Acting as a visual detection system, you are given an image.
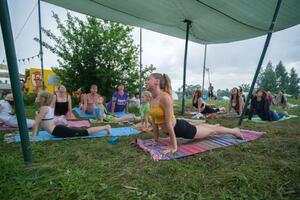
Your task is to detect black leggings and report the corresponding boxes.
[174,119,197,139]
[202,105,219,114]
[52,125,89,138]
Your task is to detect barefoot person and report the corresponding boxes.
[31,91,111,141]
[146,73,242,154]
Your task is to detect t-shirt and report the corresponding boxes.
[107,92,129,112]
[0,100,12,118]
[139,103,150,119]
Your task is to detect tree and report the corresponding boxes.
[275,61,289,90]
[238,83,250,92]
[176,84,202,99]
[34,12,155,98]
[257,61,277,92]
[216,88,230,97]
[287,67,300,98]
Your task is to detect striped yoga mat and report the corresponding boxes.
[136,130,265,160]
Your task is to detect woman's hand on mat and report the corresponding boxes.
[162,148,177,154]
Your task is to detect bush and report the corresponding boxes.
[23,93,37,106]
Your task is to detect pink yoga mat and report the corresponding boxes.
[67,120,90,127]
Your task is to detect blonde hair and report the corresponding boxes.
[142,91,152,101]
[151,73,172,96]
[38,91,53,106]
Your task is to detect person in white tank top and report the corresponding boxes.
[31,92,111,141]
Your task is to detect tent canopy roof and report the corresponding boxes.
[43,0,300,44]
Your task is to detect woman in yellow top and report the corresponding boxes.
[146,73,242,154]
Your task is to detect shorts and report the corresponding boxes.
[202,106,219,114]
[52,125,89,138]
[174,119,197,139]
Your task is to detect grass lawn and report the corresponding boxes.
[0,100,299,199]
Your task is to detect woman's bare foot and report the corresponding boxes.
[105,125,112,135]
[232,128,243,139]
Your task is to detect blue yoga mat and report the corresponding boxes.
[14,127,141,142]
[73,107,129,119]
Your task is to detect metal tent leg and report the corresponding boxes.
[0,0,32,163]
[238,0,283,126]
[181,19,192,115]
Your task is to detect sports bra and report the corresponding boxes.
[43,106,54,120]
[149,92,175,125]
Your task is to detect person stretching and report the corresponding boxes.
[146,73,242,154]
[31,91,111,141]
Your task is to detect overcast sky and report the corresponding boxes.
[1,0,300,91]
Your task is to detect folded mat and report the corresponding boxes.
[136,129,264,160]
[73,107,130,118]
[67,120,90,127]
[10,127,140,142]
[248,115,298,123]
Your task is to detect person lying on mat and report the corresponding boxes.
[51,85,75,119]
[248,89,288,122]
[146,73,242,154]
[106,83,129,115]
[83,84,101,114]
[228,87,244,115]
[0,93,35,128]
[189,90,225,114]
[31,91,111,141]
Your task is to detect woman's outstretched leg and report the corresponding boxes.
[193,124,242,140]
[87,125,112,135]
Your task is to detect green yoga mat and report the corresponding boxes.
[246,115,298,123]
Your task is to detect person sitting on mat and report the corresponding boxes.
[106,83,129,115]
[276,90,288,109]
[146,73,242,154]
[266,91,276,105]
[189,90,225,115]
[228,87,244,115]
[51,85,75,119]
[76,87,86,111]
[83,84,101,114]
[0,93,35,128]
[133,91,152,131]
[248,89,288,122]
[31,91,111,141]
[94,96,108,122]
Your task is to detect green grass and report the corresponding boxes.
[1,100,300,199]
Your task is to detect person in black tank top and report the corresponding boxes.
[51,85,75,118]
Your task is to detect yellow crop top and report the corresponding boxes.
[149,92,175,124]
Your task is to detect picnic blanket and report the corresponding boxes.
[247,115,298,123]
[5,127,141,143]
[136,129,264,160]
[73,107,130,119]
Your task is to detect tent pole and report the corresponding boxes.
[238,0,283,126]
[139,28,142,97]
[0,0,32,163]
[181,19,192,115]
[38,0,45,90]
[202,44,207,94]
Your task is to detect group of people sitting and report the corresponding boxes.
[1,72,296,154]
[189,86,291,122]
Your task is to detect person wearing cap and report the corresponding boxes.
[0,93,35,128]
[106,83,129,114]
